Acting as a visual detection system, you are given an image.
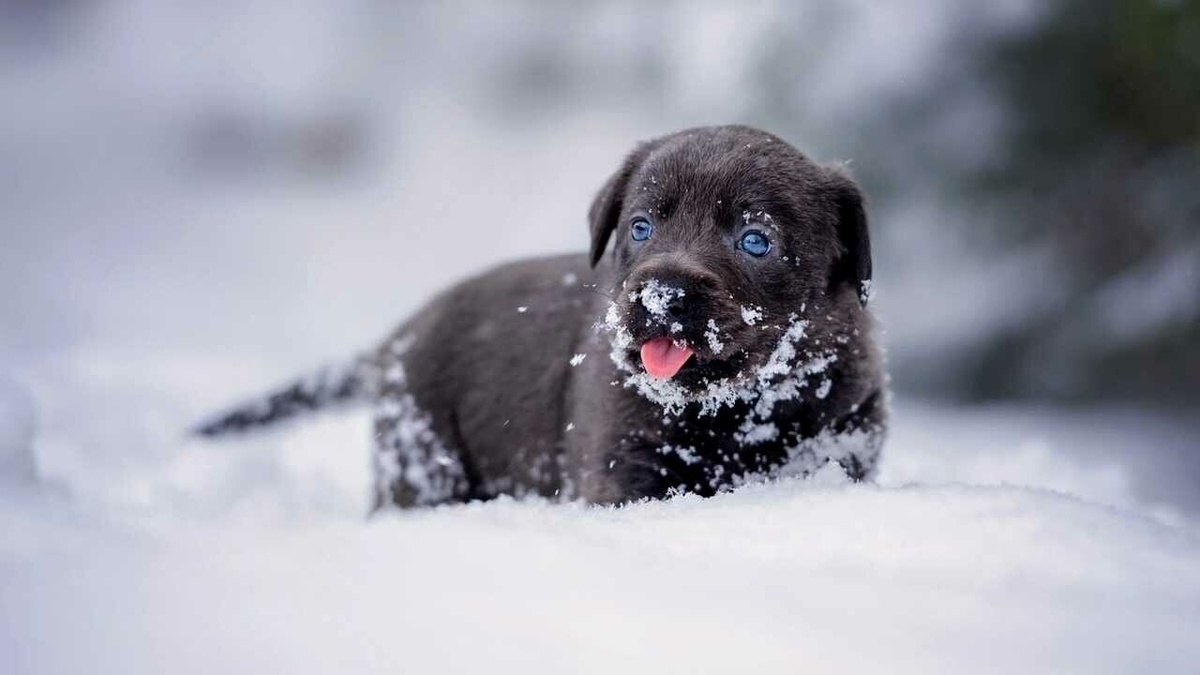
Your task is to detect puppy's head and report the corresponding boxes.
[590,125,872,412]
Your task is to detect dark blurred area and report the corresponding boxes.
[1,0,1196,412]
[885,0,1200,405]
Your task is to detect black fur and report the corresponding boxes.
[196,125,887,510]
[194,357,378,436]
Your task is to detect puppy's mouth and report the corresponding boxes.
[640,337,695,379]
[623,323,751,387]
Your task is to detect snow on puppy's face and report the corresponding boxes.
[588,126,873,410]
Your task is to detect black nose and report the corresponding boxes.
[664,295,686,319]
[630,276,708,325]
[627,256,726,323]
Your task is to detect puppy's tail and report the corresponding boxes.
[192,354,380,437]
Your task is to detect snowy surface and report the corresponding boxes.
[5,479,1199,675]
[3,370,1199,674]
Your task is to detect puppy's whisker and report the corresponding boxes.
[580,285,617,302]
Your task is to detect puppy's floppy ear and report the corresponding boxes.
[588,140,658,267]
[827,166,873,306]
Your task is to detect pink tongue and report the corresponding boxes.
[640,338,695,379]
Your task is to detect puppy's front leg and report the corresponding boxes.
[571,442,684,505]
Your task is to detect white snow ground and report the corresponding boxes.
[2,370,1199,674]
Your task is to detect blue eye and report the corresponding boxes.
[737,230,771,257]
[631,218,654,242]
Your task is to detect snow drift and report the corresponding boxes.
[3,467,1198,675]
[3,366,1198,674]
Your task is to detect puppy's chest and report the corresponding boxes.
[615,404,808,496]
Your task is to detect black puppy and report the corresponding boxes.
[196,125,887,509]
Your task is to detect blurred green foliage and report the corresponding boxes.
[753,1,1200,405]
[964,0,1200,404]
